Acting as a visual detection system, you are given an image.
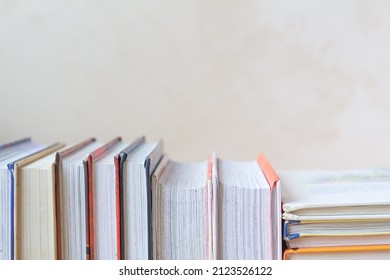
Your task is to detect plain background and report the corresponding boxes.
[1,0,390,170]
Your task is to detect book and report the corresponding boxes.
[115,136,163,260]
[0,138,45,260]
[283,219,390,248]
[13,143,65,259]
[84,137,128,260]
[216,155,281,260]
[54,138,102,260]
[281,168,390,218]
[152,155,213,260]
[281,168,390,258]
[283,244,390,260]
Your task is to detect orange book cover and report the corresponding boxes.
[257,154,279,189]
[257,154,282,260]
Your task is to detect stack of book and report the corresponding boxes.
[0,137,281,260]
[280,169,390,260]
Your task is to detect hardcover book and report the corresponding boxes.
[0,138,45,260]
[54,138,102,260]
[115,136,163,260]
[84,137,128,260]
[12,143,64,259]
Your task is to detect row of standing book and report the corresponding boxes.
[0,137,280,260]
[1,137,390,260]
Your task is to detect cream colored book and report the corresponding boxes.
[13,143,64,260]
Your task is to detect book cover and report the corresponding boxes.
[257,154,282,260]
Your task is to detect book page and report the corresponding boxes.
[280,169,390,214]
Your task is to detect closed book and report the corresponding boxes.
[0,138,45,260]
[54,138,102,260]
[115,136,164,260]
[84,137,128,260]
[13,143,65,259]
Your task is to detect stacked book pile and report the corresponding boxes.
[280,169,390,259]
[0,137,281,260]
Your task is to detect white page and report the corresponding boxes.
[280,168,390,215]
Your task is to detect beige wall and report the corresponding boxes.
[1,0,390,170]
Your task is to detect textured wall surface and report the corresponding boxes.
[1,1,390,170]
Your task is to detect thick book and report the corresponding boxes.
[152,155,213,260]
[216,154,281,260]
[0,138,45,260]
[115,136,164,260]
[12,143,65,259]
[54,138,102,260]
[84,137,128,260]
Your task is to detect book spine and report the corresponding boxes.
[114,155,121,260]
[7,163,15,260]
[88,155,94,260]
[145,158,152,260]
[83,157,93,260]
[54,154,62,260]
